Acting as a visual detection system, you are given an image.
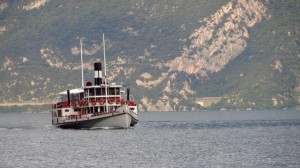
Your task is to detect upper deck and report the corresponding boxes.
[58,83,126,103]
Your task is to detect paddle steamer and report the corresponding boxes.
[51,36,138,129]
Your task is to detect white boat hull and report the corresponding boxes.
[53,111,138,129]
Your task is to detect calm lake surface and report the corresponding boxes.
[0,110,300,168]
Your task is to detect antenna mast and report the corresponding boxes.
[103,34,107,76]
[80,38,84,87]
[103,34,108,113]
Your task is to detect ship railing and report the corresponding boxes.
[76,97,127,107]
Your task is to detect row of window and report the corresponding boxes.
[60,87,122,102]
[86,87,121,96]
[61,93,84,102]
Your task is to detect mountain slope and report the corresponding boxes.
[0,0,299,112]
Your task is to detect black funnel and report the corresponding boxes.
[127,88,130,101]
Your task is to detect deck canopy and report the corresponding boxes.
[59,88,84,95]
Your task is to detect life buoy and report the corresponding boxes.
[116,98,121,104]
[72,101,77,108]
[99,98,104,105]
[62,102,68,108]
[91,99,96,106]
[78,100,82,106]
[108,98,114,104]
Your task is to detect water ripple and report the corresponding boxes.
[142,119,300,130]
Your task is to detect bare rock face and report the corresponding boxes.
[23,0,49,11]
[133,0,272,111]
[0,2,8,12]
[167,0,270,77]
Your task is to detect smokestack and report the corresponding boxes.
[67,90,70,107]
[94,62,102,85]
[127,88,130,101]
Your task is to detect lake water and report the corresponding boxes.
[0,110,300,168]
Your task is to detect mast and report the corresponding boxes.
[103,34,108,113]
[103,34,107,76]
[80,38,84,87]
